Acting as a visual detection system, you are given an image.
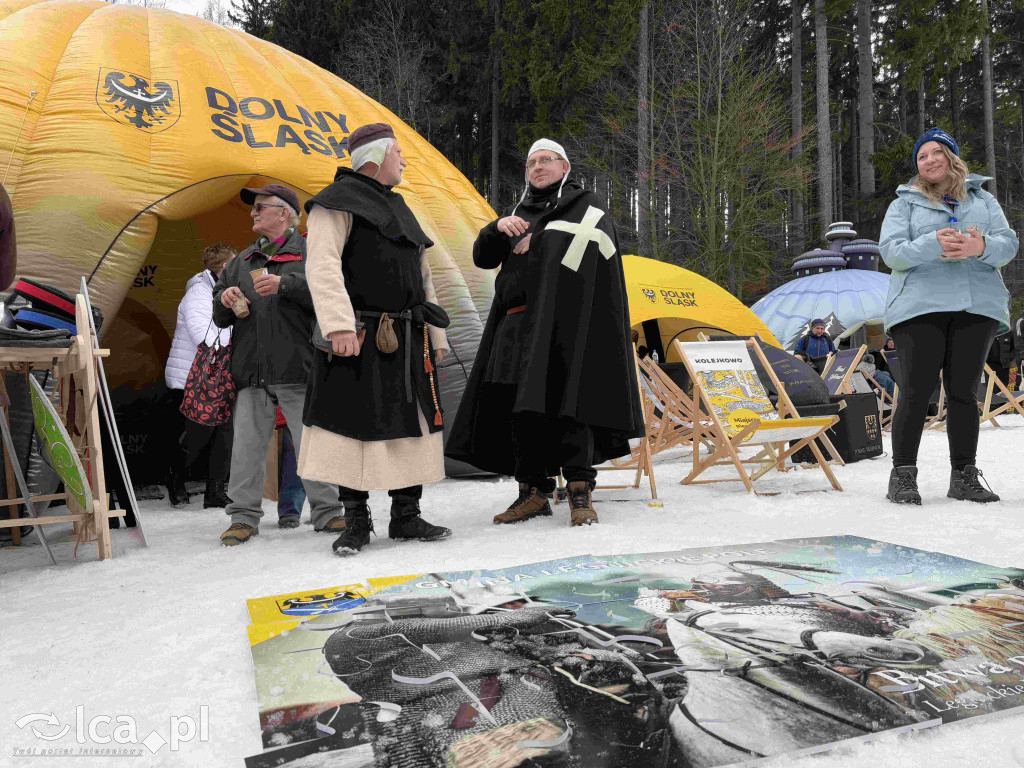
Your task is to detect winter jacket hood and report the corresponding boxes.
[165,270,231,389]
[879,173,1018,334]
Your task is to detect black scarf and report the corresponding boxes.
[305,167,433,248]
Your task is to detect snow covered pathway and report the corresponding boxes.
[2,421,1022,767]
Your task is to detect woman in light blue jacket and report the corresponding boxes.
[879,128,1017,506]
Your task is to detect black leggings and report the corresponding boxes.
[890,311,999,469]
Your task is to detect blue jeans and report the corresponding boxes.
[278,425,306,518]
[874,370,896,398]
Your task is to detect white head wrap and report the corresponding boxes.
[512,138,571,216]
[350,137,394,175]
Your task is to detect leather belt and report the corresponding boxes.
[506,305,526,315]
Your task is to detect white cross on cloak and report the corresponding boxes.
[546,205,616,272]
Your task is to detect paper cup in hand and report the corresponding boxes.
[231,294,250,317]
[250,268,268,281]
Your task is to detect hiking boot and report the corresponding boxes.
[220,522,257,546]
[320,516,347,533]
[278,515,301,529]
[165,468,189,508]
[493,483,553,525]
[948,465,1000,503]
[886,466,922,505]
[567,481,598,526]
[332,502,374,555]
[203,480,232,509]
[389,495,451,541]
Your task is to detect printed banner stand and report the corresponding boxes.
[80,277,147,546]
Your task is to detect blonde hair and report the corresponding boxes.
[203,243,237,275]
[914,143,969,203]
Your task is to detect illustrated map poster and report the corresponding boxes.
[243,537,1024,767]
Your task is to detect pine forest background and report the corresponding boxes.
[213,0,1024,312]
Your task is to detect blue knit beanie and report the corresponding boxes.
[913,128,959,169]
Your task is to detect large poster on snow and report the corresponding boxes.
[243,537,1024,767]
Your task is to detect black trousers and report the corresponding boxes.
[890,311,999,469]
[338,485,421,503]
[511,413,597,493]
[168,389,233,483]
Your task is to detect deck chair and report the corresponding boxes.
[672,339,843,494]
[979,364,1024,427]
[821,345,867,396]
[879,349,902,428]
[592,348,660,505]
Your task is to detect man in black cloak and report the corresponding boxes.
[446,139,643,526]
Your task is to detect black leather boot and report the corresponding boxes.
[333,501,374,555]
[388,495,451,541]
[204,479,232,509]
[165,467,190,508]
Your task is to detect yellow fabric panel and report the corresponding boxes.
[623,255,780,358]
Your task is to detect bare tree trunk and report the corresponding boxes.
[950,64,961,140]
[898,63,907,135]
[856,0,874,198]
[637,2,652,256]
[917,78,926,137]
[981,0,997,192]
[791,0,804,257]
[489,3,500,209]
[815,0,833,236]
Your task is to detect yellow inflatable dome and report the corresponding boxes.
[0,0,496,477]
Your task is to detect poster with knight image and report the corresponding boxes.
[243,537,1024,767]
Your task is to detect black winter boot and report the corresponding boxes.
[886,466,922,505]
[388,495,451,542]
[165,468,189,508]
[204,479,232,509]
[948,465,1000,503]
[332,501,374,556]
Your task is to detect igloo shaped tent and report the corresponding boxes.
[0,0,496,479]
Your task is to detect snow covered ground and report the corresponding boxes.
[2,419,1023,767]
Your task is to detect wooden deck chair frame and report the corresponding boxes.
[979,364,1024,427]
[878,349,902,429]
[924,378,947,430]
[672,339,843,494]
[701,334,845,468]
[593,347,661,506]
[821,345,868,396]
[861,371,899,430]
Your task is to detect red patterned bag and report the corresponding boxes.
[180,335,235,426]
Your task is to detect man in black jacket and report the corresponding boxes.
[446,139,643,527]
[212,185,344,546]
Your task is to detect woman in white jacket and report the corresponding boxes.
[164,244,236,508]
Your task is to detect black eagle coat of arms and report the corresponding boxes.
[96,69,180,132]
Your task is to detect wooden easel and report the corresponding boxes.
[0,294,119,562]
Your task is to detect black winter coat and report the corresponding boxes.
[211,229,316,389]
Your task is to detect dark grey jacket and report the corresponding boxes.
[211,229,315,389]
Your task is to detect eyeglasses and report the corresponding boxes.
[252,203,286,213]
[527,156,560,170]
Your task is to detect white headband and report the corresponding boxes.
[350,137,393,172]
[527,138,569,165]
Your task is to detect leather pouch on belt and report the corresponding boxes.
[376,312,399,354]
